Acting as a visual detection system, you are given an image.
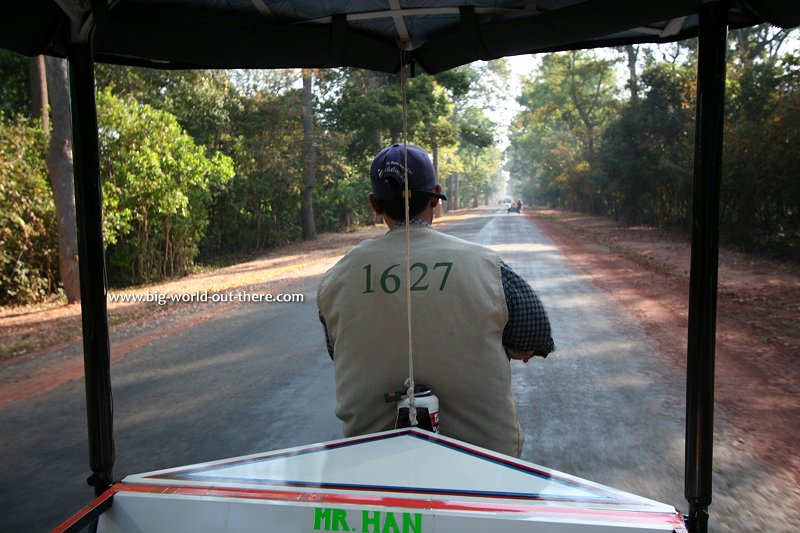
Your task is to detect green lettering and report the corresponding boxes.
[410,263,429,291]
[332,509,349,531]
[365,261,453,294]
[363,264,374,293]
[403,513,422,533]
[314,508,331,531]
[362,510,381,533]
[433,262,453,290]
[382,511,400,533]
[380,264,401,293]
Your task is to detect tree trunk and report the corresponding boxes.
[431,137,444,218]
[300,69,317,241]
[45,56,81,303]
[624,45,639,102]
[28,56,49,131]
[452,172,460,210]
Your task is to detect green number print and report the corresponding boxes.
[362,264,374,293]
[380,264,401,293]
[363,261,453,294]
[433,262,453,290]
[410,263,428,291]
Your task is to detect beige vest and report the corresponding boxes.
[317,225,523,457]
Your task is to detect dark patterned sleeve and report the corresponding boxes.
[319,311,335,360]
[501,261,555,357]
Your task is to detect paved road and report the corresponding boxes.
[0,208,775,531]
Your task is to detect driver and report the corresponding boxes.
[317,144,554,457]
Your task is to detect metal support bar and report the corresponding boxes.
[684,2,727,532]
[68,40,115,497]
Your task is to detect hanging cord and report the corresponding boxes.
[400,42,417,427]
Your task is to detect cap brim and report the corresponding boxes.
[412,190,447,201]
[375,190,447,201]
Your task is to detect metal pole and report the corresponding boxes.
[68,40,115,497]
[685,2,727,532]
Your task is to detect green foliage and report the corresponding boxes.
[508,30,799,259]
[96,89,234,285]
[455,107,501,207]
[722,31,800,258]
[96,66,240,150]
[4,28,797,304]
[96,66,379,265]
[0,114,58,304]
[507,51,618,211]
[322,68,403,161]
[312,132,374,233]
[0,50,28,117]
[405,75,456,146]
[601,63,695,227]
[199,83,305,258]
[323,67,471,160]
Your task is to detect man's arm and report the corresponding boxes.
[500,261,555,362]
[319,311,335,360]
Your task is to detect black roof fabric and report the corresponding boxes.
[1,1,799,73]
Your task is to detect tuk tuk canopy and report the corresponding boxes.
[3,0,800,74]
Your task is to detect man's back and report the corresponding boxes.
[318,224,524,456]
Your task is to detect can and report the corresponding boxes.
[395,385,439,433]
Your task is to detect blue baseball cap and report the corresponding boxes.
[370,144,447,201]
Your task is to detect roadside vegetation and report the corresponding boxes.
[506,26,800,260]
[0,25,797,307]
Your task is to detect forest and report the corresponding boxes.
[0,25,797,306]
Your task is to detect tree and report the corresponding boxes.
[0,49,28,116]
[44,56,80,302]
[323,68,400,161]
[0,114,57,305]
[321,66,467,213]
[96,66,239,151]
[312,130,375,233]
[201,72,306,257]
[507,51,618,212]
[557,51,619,159]
[407,72,460,172]
[722,26,800,257]
[300,69,317,241]
[0,51,80,303]
[28,56,48,130]
[456,107,497,207]
[432,62,510,210]
[618,45,641,102]
[97,89,234,285]
[600,63,695,226]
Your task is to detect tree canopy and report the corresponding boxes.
[506,26,799,258]
[0,25,798,304]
